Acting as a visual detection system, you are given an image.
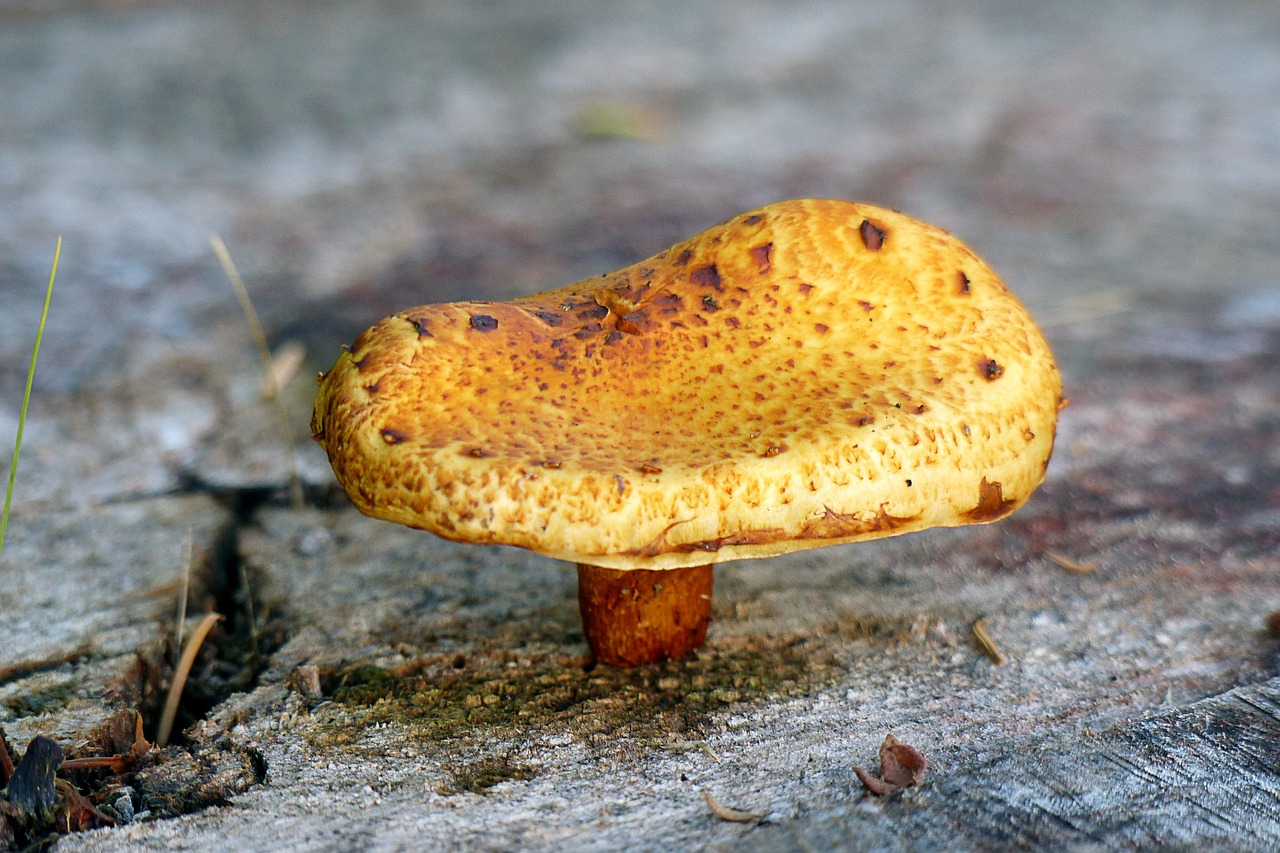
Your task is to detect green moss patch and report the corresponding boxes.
[313,632,838,753]
[5,680,77,717]
[440,754,539,795]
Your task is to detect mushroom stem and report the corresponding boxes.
[576,563,714,667]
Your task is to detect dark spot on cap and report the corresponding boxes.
[858,300,874,313]
[605,330,624,345]
[654,293,683,314]
[749,242,773,273]
[412,317,433,337]
[615,474,627,495]
[798,283,814,295]
[691,264,723,291]
[541,459,562,469]
[761,444,785,458]
[702,294,720,312]
[640,462,663,474]
[958,271,972,294]
[859,219,887,251]
[618,311,645,334]
[579,304,609,321]
[856,416,875,426]
[466,447,493,458]
[381,428,409,445]
[743,213,764,225]
[675,248,693,266]
[470,315,499,332]
[575,323,603,339]
[963,477,1017,522]
[814,323,830,334]
[979,358,1005,380]
[533,310,563,326]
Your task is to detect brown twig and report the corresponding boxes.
[211,235,305,509]
[261,341,306,399]
[971,617,1005,666]
[57,756,123,772]
[238,563,260,653]
[702,790,763,824]
[157,612,223,747]
[1045,550,1099,574]
[175,534,192,667]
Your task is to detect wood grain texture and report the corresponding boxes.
[742,679,1280,851]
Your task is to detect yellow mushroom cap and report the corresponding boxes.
[312,199,1063,569]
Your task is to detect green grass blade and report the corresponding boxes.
[0,236,60,566]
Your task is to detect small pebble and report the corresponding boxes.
[113,787,136,823]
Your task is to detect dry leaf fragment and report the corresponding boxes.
[6,736,62,821]
[878,734,927,787]
[855,734,928,796]
[52,779,115,832]
[702,790,763,823]
[853,766,900,797]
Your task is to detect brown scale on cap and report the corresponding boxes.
[313,199,1063,666]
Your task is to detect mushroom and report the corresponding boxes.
[311,199,1062,667]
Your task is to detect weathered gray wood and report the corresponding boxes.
[0,497,231,747]
[1,1,1278,850]
[741,679,1280,851]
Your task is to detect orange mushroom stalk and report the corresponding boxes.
[312,199,1062,667]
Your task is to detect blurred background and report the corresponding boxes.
[0,0,1278,503]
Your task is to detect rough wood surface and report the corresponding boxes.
[742,679,1280,851]
[0,1,1277,849]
